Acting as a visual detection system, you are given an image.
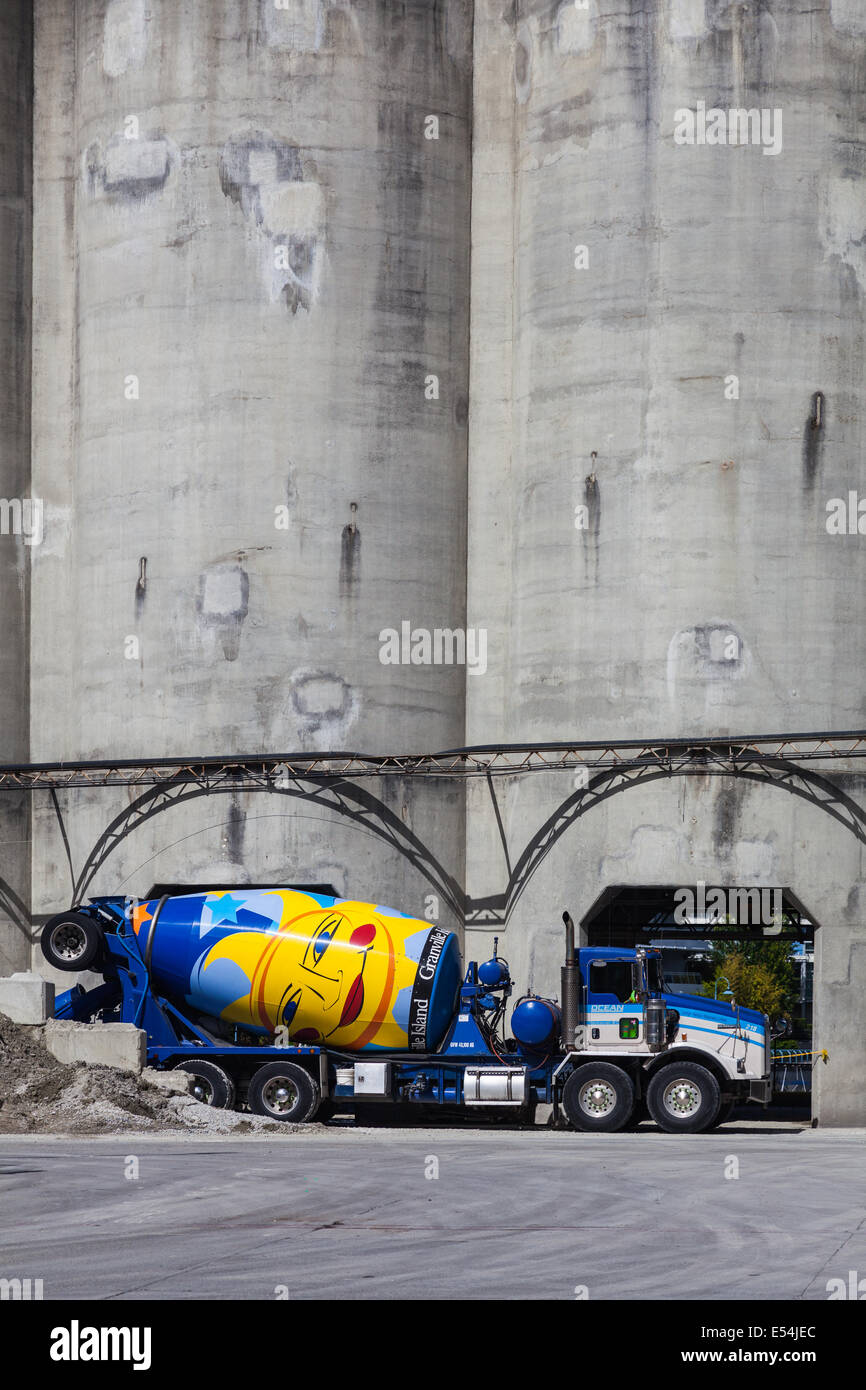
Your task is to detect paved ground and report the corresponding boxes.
[1,1115,864,1301]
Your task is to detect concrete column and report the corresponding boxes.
[813,922,866,1127]
[0,0,32,973]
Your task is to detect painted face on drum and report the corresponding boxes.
[281,916,376,1042]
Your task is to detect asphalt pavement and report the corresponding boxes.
[1,1116,864,1301]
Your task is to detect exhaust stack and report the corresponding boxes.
[560,910,580,1051]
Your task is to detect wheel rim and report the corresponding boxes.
[50,922,88,963]
[190,1075,215,1105]
[662,1077,702,1117]
[262,1077,299,1116]
[578,1078,617,1117]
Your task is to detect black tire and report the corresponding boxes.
[647,1062,721,1134]
[562,1063,636,1132]
[248,1061,319,1122]
[40,912,103,972]
[622,1097,648,1130]
[171,1059,236,1110]
[708,1098,737,1129]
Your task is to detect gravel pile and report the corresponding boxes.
[0,1017,303,1135]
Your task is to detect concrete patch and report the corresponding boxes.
[261,0,324,52]
[830,0,866,36]
[196,562,250,663]
[86,134,174,203]
[668,0,708,43]
[219,129,326,311]
[820,175,866,296]
[556,0,597,56]
[666,622,750,704]
[103,0,148,77]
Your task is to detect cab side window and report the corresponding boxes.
[589,961,634,1004]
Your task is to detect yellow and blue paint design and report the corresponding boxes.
[132,889,461,1053]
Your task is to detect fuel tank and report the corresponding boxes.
[130,889,461,1053]
[510,995,561,1051]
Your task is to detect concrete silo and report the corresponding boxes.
[29,1,472,938]
[466,0,866,1123]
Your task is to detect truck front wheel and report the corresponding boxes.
[647,1063,721,1134]
[248,1062,319,1122]
[562,1063,635,1132]
[171,1060,236,1110]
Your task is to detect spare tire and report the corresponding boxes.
[40,912,104,972]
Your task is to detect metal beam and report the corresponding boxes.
[2,731,865,789]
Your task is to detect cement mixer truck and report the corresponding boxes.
[43,889,772,1133]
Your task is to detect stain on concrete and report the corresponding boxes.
[289,669,359,749]
[196,562,250,662]
[286,466,299,514]
[444,1,473,70]
[666,622,750,702]
[339,503,360,597]
[220,132,304,215]
[134,556,147,619]
[582,468,600,584]
[712,782,742,858]
[802,391,825,492]
[224,799,245,865]
[373,102,426,326]
[514,21,532,104]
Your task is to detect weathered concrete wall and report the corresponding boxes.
[29,0,472,935]
[0,1,32,972]
[468,0,865,742]
[11,0,866,1123]
[466,0,866,1123]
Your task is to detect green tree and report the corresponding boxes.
[702,950,789,1017]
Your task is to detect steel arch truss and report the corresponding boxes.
[465,754,866,926]
[40,743,866,929]
[68,774,466,918]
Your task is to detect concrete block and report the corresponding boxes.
[0,972,55,1025]
[44,1020,146,1073]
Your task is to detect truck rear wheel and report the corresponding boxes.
[562,1063,635,1132]
[647,1063,721,1134]
[40,912,103,972]
[171,1060,236,1110]
[248,1061,319,1122]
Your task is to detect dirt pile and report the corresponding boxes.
[0,1017,300,1135]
